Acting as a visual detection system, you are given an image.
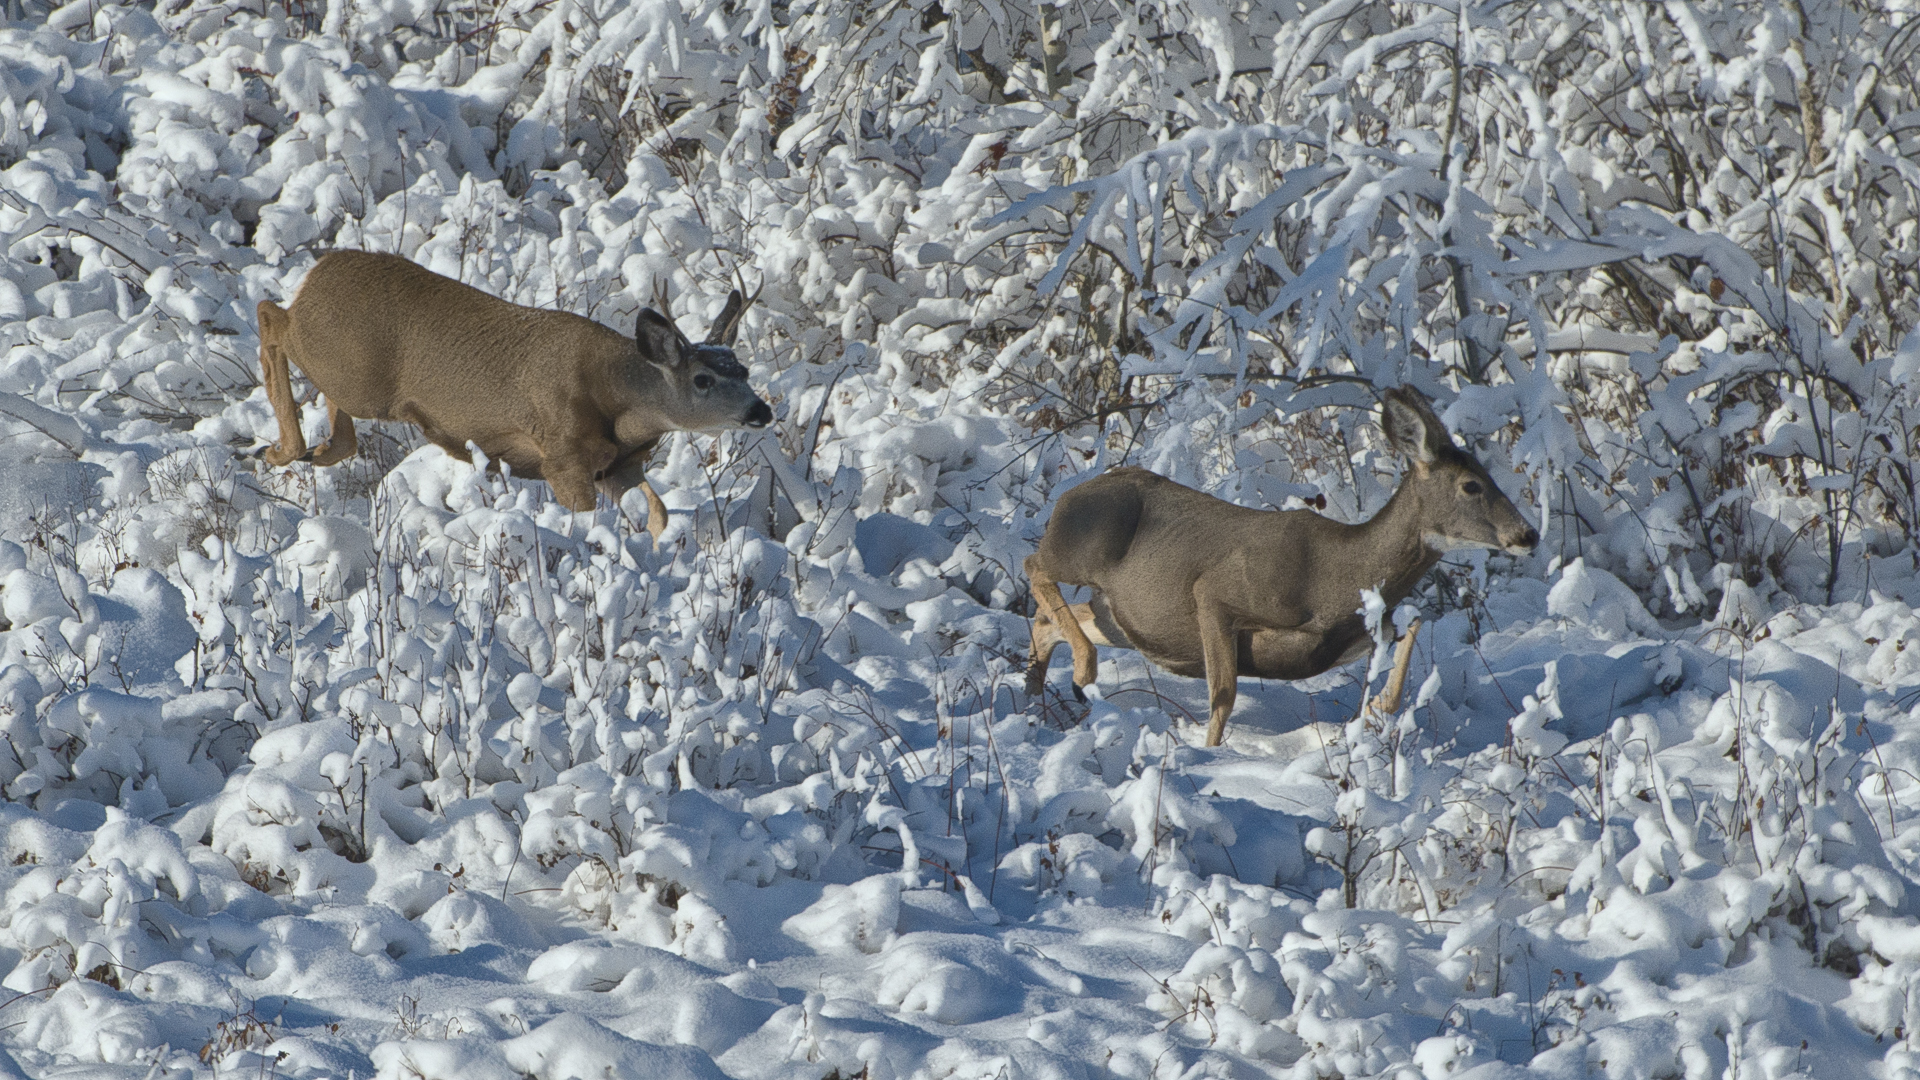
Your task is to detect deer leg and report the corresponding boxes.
[1082,593,1131,649]
[1027,597,1129,696]
[1196,599,1240,747]
[395,402,458,457]
[544,436,617,513]
[597,441,669,534]
[1024,555,1099,691]
[307,400,359,466]
[257,302,307,467]
[1026,601,1064,696]
[1367,618,1423,717]
[548,469,599,513]
[639,481,669,537]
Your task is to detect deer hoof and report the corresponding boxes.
[309,442,352,467]
[1071,682,1088,704]
[1205,713,1229,747]
[1024,663,1048,697]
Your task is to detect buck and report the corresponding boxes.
[256,250,772,534]
[1025,388,1538,747]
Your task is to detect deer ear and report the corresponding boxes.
[707,289,746,347]
[1381,389,1443,464]
[635,309,691,368]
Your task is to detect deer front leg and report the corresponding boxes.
[1196,595,1241,748]
[544,436,617,513]
[597,442,669,535]
[1367,618,1423,717]
[637,482,668,538]
[257,302,308,467]
[1025,555,1098,692]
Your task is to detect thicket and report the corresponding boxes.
[2,1,1920,1072]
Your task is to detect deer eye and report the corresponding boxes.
[693,372,716,391]
[1462,480,1483,495]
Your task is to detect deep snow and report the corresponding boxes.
[2,0,1920,1078]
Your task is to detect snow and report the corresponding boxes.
[782,874,902,956]
[1,0,1919,1077]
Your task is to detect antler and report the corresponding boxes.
[703,284,763,347]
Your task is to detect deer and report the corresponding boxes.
[1024,387,1538,747]
[255,250,772,535]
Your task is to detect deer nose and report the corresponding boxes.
[745,400,773,428]
[1509,526,1539,553]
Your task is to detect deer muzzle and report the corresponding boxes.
[1505,525,1540,555]
[745,400,773,428]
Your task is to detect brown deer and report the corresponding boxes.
[1025,388,1538,747]
[256,251,772,534]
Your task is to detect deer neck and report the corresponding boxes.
[610,359,670,445]
[1338,480,1444,607]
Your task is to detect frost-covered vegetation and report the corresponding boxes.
[3,0,1920,1075]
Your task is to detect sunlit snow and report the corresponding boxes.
[2,1,1919,1078]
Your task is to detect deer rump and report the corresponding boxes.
[1035,467,1374,682]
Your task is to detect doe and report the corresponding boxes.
[256,250,772,533]
[1025,388,1538,746]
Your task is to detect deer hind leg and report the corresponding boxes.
[395,402,475,472]
[1082,592,1131,649]
[1196,597,1240,748]
[307,400,359,466]
[1025,555,1100,694]
[257,301,307,467]
[1026,600,1066,696]
[1026,596,1128,696]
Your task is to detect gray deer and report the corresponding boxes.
[256,250,771,534]
[1025,388,1538,746]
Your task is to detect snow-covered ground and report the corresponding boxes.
[4,0,1920,1077]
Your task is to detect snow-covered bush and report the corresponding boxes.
[3,0,1920,1076]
